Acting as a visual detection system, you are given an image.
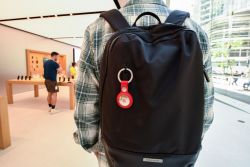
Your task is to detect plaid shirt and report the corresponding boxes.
[74,0,214,153]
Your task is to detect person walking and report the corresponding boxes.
[232,71,239,86]
[44,52,62,113]
[74,0,214,166]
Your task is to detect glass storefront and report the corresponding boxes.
[172,0,250,98]
[170,1,250,166]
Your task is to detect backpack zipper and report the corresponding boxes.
[203,65,210,82]
[107,32,211,84]
[104,30,212,84]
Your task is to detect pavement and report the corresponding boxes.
[196,93,250,167]
[213,76,250,104]
[215,93,250,114]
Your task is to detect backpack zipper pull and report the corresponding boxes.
[203,65,210,82]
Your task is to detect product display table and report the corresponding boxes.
[6,79,75,110]
[0,96,11,149]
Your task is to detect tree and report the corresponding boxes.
[212,40,242,75]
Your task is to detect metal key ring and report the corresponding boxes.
[117,68,133,83]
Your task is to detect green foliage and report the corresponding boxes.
[212,40,242,75]
[212,40,243,58]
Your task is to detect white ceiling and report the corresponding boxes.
[0,0,197,47]
[0,0,115,19]
[2,14,100,47]
[0,0,116,47]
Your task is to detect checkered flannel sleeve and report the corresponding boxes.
[74,26,100,152]
[185,18,215,135]
[201,31,214,135]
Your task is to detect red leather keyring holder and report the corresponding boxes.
[116,68,134,109]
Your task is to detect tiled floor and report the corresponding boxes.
[0,88,250,167]
[0,88,98,167]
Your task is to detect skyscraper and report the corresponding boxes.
[200,0,250,71]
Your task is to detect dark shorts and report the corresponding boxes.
[45,80,59,93]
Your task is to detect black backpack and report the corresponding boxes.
[99,9,208,167]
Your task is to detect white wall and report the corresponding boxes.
[166,0,170,6]
[0,24,75,95]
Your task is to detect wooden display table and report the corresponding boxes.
[6,79,75,110]
[0,96,11,149]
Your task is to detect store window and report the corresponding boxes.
[171,0,250,91]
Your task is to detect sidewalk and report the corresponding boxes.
[196,97,250,167]
[215,93,250,113]
[213,77,250,104]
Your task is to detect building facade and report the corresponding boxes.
[200,0,250,73]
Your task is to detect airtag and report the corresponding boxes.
[116,68,134,109]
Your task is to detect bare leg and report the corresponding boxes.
[51,93,57,106]
[47,92,52,105]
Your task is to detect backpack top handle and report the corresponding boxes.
[133,12,162,27]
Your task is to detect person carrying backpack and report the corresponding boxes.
[74,0,214,166]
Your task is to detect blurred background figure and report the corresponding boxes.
[70,62,77,79]
[44,52,63,112]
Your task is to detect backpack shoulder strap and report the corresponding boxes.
[100,9,130,31]
[165,10,190,25]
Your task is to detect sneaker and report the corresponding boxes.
[50,108,60,114]
[48,107,52,112]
